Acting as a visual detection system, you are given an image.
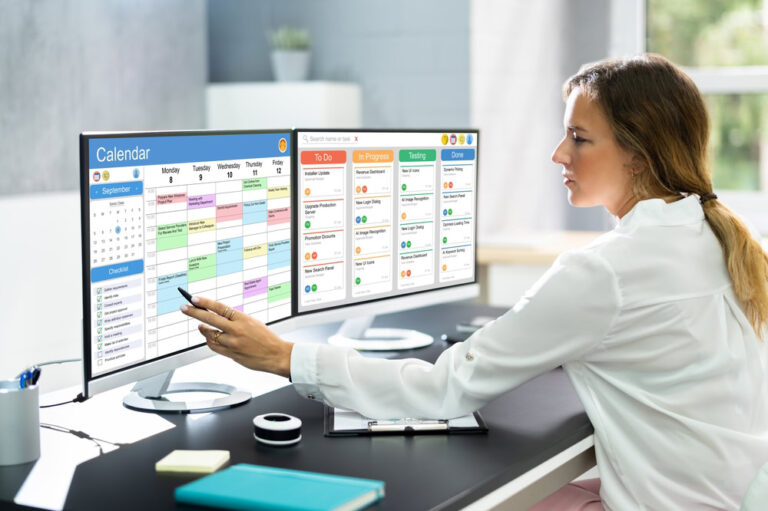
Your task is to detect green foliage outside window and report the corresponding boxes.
[647,0,768,190]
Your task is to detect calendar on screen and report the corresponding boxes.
[84,132,292,376]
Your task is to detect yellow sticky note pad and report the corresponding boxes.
[155,449,230,474]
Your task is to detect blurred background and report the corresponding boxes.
[1,0,767,388]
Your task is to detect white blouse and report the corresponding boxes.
[290,196,768,510]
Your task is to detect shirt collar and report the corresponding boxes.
[617,196,704,230]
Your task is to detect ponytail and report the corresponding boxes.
[703,200,768,338]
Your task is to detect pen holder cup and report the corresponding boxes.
[0,379,40,465]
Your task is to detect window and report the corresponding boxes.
[647,0,768,193]
[613,0,768,233]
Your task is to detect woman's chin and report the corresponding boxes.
[566,192,592,208]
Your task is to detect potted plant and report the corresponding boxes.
[269,27,311,82]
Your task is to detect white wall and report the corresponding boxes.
[0,0,207,197]
[470,0,615,239]
[0,192,83,391]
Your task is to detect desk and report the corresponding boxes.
[476,232,604,307]
[2,302,595,510]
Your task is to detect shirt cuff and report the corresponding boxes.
[289,342,323,402]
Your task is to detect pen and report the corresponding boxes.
[178,287,206,310]
[18,367,41,389]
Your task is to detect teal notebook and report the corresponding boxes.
[174,463,385,511]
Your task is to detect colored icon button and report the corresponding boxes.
[305,285,311,293]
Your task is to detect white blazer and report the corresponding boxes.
[291,196,768,510]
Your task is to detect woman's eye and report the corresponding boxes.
[571,133,587,144]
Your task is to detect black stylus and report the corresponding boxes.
[178,287,207,310]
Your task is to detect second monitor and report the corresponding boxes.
[296,130,478,350]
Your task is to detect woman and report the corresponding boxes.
[181,54,768,509]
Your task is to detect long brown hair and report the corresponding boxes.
[565,53,768,338]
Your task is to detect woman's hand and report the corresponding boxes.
[180,295,293,378]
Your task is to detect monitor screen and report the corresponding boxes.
[81,130,292,385]
[295,130,478,314]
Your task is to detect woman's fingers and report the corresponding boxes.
[190,295,233,319]
[198,324,231,353]
[198,323,228,346]
[205,337,228,357]
[180,295,242,330]
[181,304,230,331]
[181,294,291,376]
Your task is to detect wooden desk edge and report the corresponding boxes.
[478,231,604,266]
[460,434,596,511]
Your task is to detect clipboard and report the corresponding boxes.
[324,406,488,437]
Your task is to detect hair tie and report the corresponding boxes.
[700,193,717,204]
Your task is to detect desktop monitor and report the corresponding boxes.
[80,129,293,412]
[293,129,479,350]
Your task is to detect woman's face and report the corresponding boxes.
[551,87,636,218]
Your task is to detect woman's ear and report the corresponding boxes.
[628,154,646,176]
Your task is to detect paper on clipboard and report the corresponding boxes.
[332,408,481,432]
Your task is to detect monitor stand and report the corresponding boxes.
[327,315,434,351]
[123,370,251,414]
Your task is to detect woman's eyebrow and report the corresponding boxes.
[568,124,589,134]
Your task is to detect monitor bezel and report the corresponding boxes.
[291,128,480,320]
[80,128,481,398]
[80,128,295,397]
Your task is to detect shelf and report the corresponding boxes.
[206,81,362,130]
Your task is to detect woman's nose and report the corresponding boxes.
[551,138,570,166]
